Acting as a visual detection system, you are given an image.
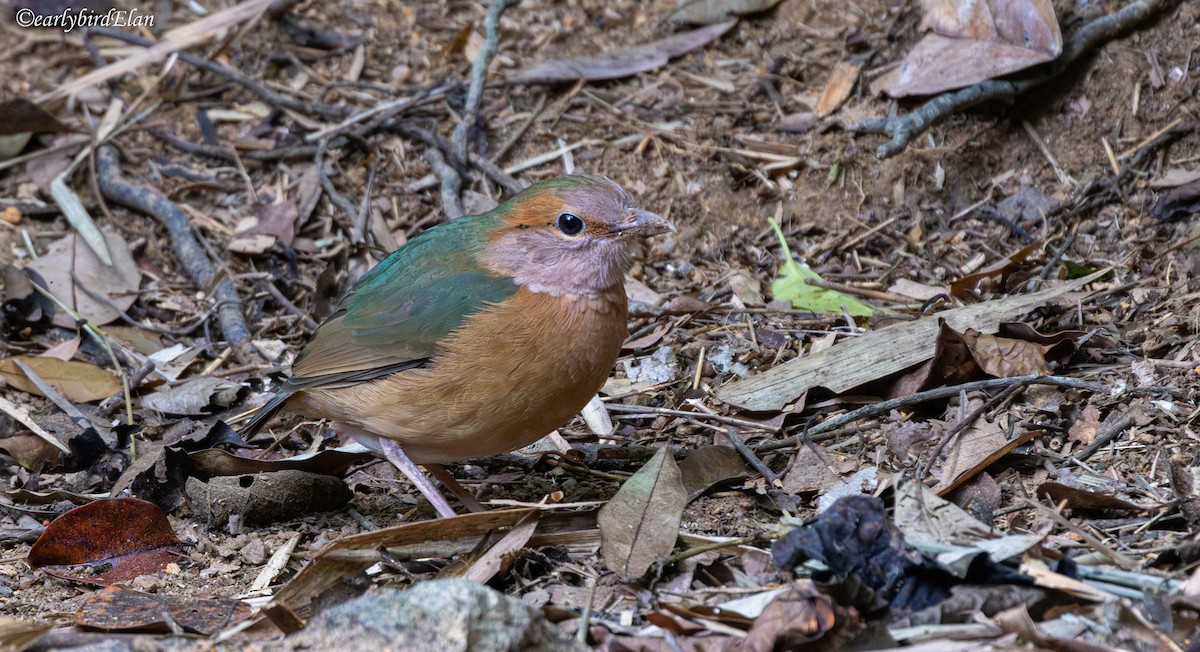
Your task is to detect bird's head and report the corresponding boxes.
[479,175,672,296]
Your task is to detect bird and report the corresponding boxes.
[241,174,671,517]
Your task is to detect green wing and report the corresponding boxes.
[286,214,517,389]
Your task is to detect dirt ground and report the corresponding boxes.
[1,0,1198,649]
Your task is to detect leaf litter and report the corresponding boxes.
[0,0,1196,650]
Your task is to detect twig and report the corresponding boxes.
[95,145,256,361]
[85,26,347,119]
[490,94,546,164]
[762,375,1106,452]
[27,280,134,426]
[724,428,779,488]
[258,280,319,332]
[1019,496,1138,570]
[70,271,208,336]
[314,137,362,236]
[605,403,778,432]
[425,147,464,219]
[1071,411,1137,464]
[12,360,90,430]
[917,384,1022,483]
[453,0,521,166]
[853,0,1180,158]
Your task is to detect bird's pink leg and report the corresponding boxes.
[379,439,457,519]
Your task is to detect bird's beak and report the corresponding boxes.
[611,208,674,237]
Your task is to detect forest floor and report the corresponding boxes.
[1,0,1198,650]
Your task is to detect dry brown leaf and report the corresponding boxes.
[961,330,1052,377]
[598,446,686,579]
[509,21,734,83]
[27,498,183,585]
[873,0,1062,97]
[0,356,121,403]
[949,240,1040,299]
[27,228,140,329]
[815,60,862,117]
[1067,404,1102,445]
[462,511,539,583]
[678,445,749,501]
[68,585,250,634]
[934,420,1039,495]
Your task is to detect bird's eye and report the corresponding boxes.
[556,212,585,236]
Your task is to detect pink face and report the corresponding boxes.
[479,175,671,297]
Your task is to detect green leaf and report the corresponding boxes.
[768,218,873,317]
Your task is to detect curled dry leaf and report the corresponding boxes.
[873,0,1062,97]
[141,376,243,415]
[509,21,735,83]
[598,445,686,579]
[27,498,183,585]
[949,240,1039,300]
[26,228,140,329]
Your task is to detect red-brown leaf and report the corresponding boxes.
[27,498,182,585]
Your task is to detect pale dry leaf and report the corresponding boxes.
[142,377,242,415]
[667,0,782,24]
[717,267,1109,411]
[510,21,735,83]
[873,0,1062,98]
[598,446,686,579]
[27,228,140,329]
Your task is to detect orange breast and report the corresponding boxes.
[290,286,628,463]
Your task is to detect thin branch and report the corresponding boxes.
[453,0,521,165]
[95,145,256,361]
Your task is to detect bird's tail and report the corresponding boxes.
[237,390,294,437]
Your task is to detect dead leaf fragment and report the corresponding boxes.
[0,616,52,652]
[510,21,735,83]
[598,446,686,579]
[815,60,863,117]
[0,98,73,136]
[27,498,183,585]
[0,356,121,403]
[141,377,243,415]
[27,228,141,329]
[678,445,749,501]
[68,585,250,635]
